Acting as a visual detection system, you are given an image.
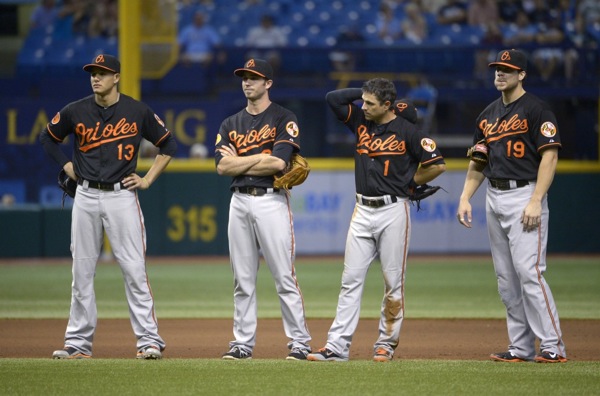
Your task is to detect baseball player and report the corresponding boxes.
[40,54,177,359]
[457,49,567,363]
[215,59,312,360]
[307,78,446,362]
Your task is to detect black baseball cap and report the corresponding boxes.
[234,58,273,80]
[392,99,418,124]
[488,49,527,72]
[83,54,120,73]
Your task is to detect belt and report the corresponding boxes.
[78,179,125,191]
[489,179,530,191]
[233,187,280,196]
[356,194,398,208]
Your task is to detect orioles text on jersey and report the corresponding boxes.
[356,125,406,157]
[76,118,138,152]
[228,124,276,154]
[479,114,528,143]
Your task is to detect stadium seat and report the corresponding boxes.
[407,83,438,132]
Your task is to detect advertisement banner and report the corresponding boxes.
[290,171,490,255]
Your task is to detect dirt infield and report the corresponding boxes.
[1,318,597,360]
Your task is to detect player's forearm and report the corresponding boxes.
[413,163,446,185]
[243,155,286,176]
[531,148,558,202]
[459,162,486,202]
[217,154,266,177]
[143,154,172,185]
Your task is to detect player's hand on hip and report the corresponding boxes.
[521,200,542,232]
[123,173,150,191]
[456,200,473,228]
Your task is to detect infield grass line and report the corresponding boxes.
[0,257,597,319]
[0,358,598,396]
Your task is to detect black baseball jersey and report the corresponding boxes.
[215,102,300,189]
[44,94,173,183]
[327,89,444,197]
[475,92,562,181]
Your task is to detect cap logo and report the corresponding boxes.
[500,51,511,61]
[246,59,256,68]
[95,55,105,64]
[395,102,408,112]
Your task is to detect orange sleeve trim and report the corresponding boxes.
[274,140,300,150]
[46,126,64,143]
[421,156,445,166]
[343,104,352,124]
[155,131,171,146]
[537,142,561,152]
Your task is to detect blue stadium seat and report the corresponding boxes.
[83,36,118,60]
[427,24,483,46]
[43,42,78,75]
[407,84,438,131]
[588,23,600,42]
[16,41,47,76]
[50,15,74,40]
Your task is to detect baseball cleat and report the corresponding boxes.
[534,351,567,363]
[222,346,252,360]
[286,347,310,360]
[373,347,393,362]
[137,345,163,360]
[490,351,527,362]
[52,346,91,359]
[306,347,348,362]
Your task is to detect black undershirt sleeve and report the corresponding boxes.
[157,134,178,157]
[39,130,70,168]
[325,88,362,121]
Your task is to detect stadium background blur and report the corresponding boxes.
[0,0,598,257]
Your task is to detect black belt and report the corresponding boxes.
[489,179,530,191]
[78,179,125,191]
[356,194,398,208]
[233,187,280,196]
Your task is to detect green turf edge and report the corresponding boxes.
[0,359,598,396]
[0,257,598,319]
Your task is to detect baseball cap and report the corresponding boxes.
[392,99,418,124]
[234,58,273,80]
[83,54,120,73]
[488,49,527,72]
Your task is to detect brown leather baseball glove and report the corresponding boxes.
[273,153,310,190]
[467,139,488,165]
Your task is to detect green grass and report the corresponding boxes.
[0,256,598,395]
[0,359,598,396]
[0,256,598,319]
